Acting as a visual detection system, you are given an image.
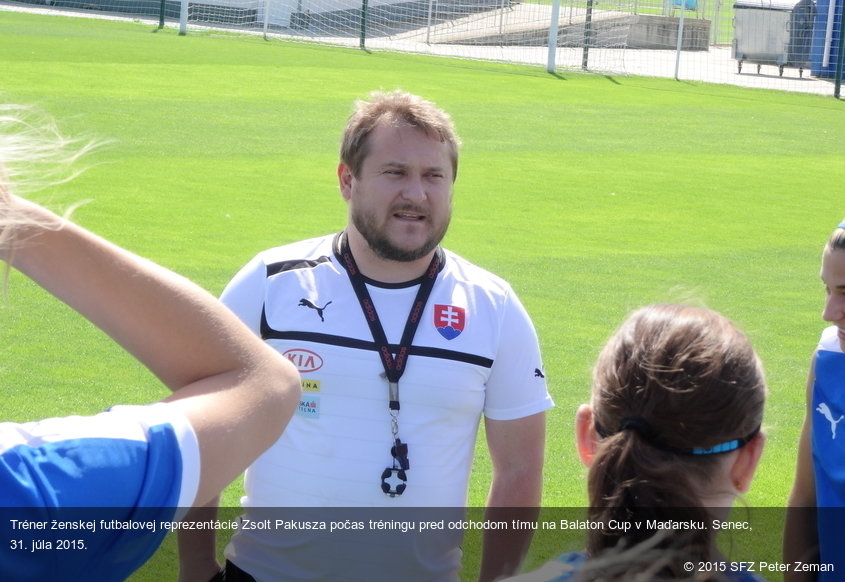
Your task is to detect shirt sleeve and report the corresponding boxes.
[483,287,554,421]
[106,403,201,510]
[819,325,842,352]
[0,402,199,509]
[0,404,200,581]
[220,253,268,334]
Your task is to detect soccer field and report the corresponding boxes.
[2,8,845,579]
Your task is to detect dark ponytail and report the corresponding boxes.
[586,433,718,573]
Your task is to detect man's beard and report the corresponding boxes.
[351,204,450,263]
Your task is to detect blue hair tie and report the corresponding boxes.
[595,417,760,456]
[692,440,743,455]
[838,220,845,229]
[691,426,760,455]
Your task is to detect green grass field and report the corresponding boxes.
[1,8,844,580]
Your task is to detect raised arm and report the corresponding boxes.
[2,194,300,506]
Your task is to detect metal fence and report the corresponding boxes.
[4,0,845,96]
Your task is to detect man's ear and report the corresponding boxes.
[576,404,599,467]
[338,163,354,201]
[729,431,766,493]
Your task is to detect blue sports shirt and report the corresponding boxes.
[0,403,200,581]
[811,326,845,582]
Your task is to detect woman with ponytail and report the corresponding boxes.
[511,303,767,582]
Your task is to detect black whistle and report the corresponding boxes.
[391,439,410,470]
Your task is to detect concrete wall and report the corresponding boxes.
[627,14,710,50]
[449,13,711,50]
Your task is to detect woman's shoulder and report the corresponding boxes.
[819,325,843,353]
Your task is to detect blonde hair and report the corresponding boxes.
[0,104,98,249]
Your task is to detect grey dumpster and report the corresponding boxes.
[733,0,815,77]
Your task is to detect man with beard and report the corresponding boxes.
[179,90,552,582]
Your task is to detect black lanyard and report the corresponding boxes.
[338,231,442,408]
[337,232,443,496]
